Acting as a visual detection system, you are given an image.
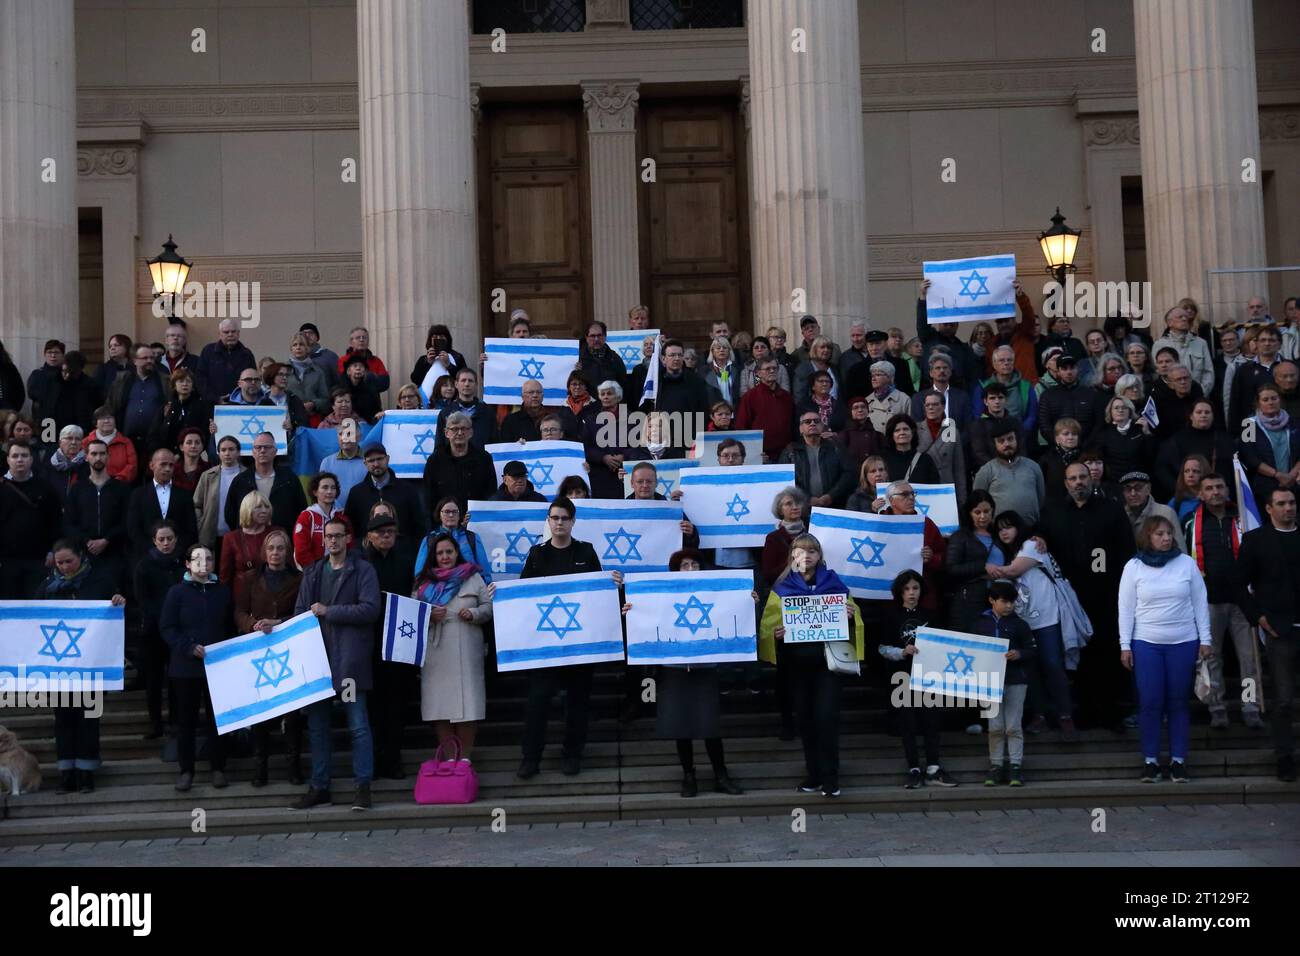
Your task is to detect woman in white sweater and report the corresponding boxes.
[1118,515,1212,783]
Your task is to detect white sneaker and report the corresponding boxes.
[965,723,983,735]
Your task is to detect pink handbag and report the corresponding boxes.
[413,736,479,805]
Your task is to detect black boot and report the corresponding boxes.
[57,770,77,795]
[713,769,744,795]
[251,738,269,788]
[680,771,698,798]
[78,771,95,793]
[286,725,304,786]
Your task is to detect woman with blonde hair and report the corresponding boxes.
[286,331,331,418]
[219,490,275,594]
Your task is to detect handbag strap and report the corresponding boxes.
[433,735,463,764]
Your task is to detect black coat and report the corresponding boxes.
[577,343,627,394]
[223,466,307,538]
[409,350,469,389]
[1088,424,1152,484]
[133,546,186,637]
[160,577,234,679]
[126,481,198,559]
[108,369,170,437]
[0,354,26,411]
[1037,381,1105,446]
[421,443,498,519]
[0,474,63,561]
[64,475,131,559]
[25,364,63,423]
[197,341,257,402]
[778,441,855,506]
[1149,378,1204,444]
[50,373,105,435]
[945,529,993,631]
[147,394,215,454]
[880,445,941,485]
[1040,495,1135,637]
[650,368,710,427]
[1153,426,1236,502]
[344,471,428,545]
[363,538,418,598]
[1235,523,1300,634]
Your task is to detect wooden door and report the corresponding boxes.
[640,100,748,349]
[478,106,589,340]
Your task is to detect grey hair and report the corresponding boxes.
[597,379,624,401]
[927,351,952,368]
[1114,373,1145,401]
[444,411,472,430]
[1105,395,1138,424]
[992,344,1016,359]
[849,319,868,333]
[59,424,84,441]
[771,485,809,519]
[710,336,733,362]
[869,361,895,380]
[1098,351,1125,370]
[884,479,913,501]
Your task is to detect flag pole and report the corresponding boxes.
[1233,454,1266,716]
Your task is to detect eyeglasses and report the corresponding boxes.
[253,445,275,452]
[323,533,347,540]
[890,491,917,499]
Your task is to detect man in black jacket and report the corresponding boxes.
[362,512,419,780]
[1234,485,1300,781]
[0,440,63,598]
[345,442,427,546]
[224,432,307,535]
[109,345,170,465]
[197,319,257,402]
[1039,461,1135,732]
[421,411,497,518]
[25,339,66,425]
[648,340,709,453]
[63,438,132,589]
[51,352,104,435]
[1036,355,1104,449]
[779,413,854,508]
[577,321,627,394]
[126,448,198,561]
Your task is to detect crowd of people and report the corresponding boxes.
[2,284,1298,807]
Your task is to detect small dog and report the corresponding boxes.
[0,726,42,795]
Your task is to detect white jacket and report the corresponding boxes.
[1117,553,1212,651]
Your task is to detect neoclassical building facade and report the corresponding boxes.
[1,0,1297,387]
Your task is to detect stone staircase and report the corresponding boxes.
[2,669,1294,846]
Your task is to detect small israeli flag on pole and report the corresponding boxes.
[381,592,431,666]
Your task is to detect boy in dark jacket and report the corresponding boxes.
[133,520,186,739]
[977,580,1037,786]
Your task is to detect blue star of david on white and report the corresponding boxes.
[251,647,294,689]
[724,493,751,521]
[617,343,641,365]
[527,461,555,489]
[602,526,643,564]
[957,270,991,302]
[38,621,85,662]
[238,415,265,441]
[518,357,546,379]
[505,527,541,559]
[536,595,582,639]
[673,594,714,635]
[397,620,417,642]
[410,428,438,458]
[943,649,977,676]
[848,535,888,570]
[917,502,931,516]
[656,478,673,496]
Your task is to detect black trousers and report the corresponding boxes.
[368,659,413,772]
[140,629,172,727]
[174,677,225,774]
[676,738,725,773]
[522,665,594,762]
[54,707,101,770]
[251,709,305,757]
[1268,632,1297,760]
[787,654,842,783]
[893,688,942,770]
[1075,628,1126,728]
[0,559,46,600]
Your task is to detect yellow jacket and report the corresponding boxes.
[758,590,865,666]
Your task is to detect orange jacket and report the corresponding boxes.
[983,292,1041,385]
[83,431,138,484]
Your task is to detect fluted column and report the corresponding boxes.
[0,0,78,381]
[358,0,479,399]
[1135,0,1267,329]
[582,80,641,327]
[747,0,868,344]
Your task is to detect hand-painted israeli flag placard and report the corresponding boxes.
[378,409,441,479]
[381,592,431,666]
[203,611,335,735]
[0,601,125,693]
[693,429,765,464]
[608,329,660,370]
[482,337,580,406]
[679,464,793,548]
[573,498,682,572]
[621,456,699,498]
[492,571,624,672]
[923,254,1017,323]
[486,440,586,498]
[465,500,550,580]
[624,570,757,665]
[809,507,924,599]
[875,483,958,535]
[214,405,289,455]
[910,626,1008,705]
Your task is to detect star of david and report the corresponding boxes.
[957,270,991,302]
[251,647,294,689]
[602,526,643,564]
[673,594,714,635]
[847,535,888,570]
[397,620,417,642]
[238,415,265,441]
[724,493,751,521]
[505,527,541,559]
[410,428,438,458]
[527,461,555,488]
[536,595,582,639]
[37,620,85,662]
[518,357,546,379]
[617,343,641,365]
[656,478,673,496]
[917,502,930,516]
[943,649,977,676]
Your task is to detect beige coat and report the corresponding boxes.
[916,420,968,503]
[418,572,493,722]
[193,464,246,551]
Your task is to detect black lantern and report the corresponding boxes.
[147,234,193,318]
[1038,208,1081,287]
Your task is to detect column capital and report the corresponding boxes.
[584,0,630,30]
[581,80,640,134]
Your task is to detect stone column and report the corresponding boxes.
[0,0,79,382]
[1135,0,1267,329]
[358,0,479,399]
[581,80,641,327]
[746,0,868,344]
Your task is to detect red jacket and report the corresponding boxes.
[83,431,137,484]
[984,291,1041,385]
[293,505,352,570]
[736,383,794,462]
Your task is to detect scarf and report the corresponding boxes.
[41,559,94,595]
[1136,548,1181,568]
[780,519,806,535]
[1116,419,1132,435]
[50,447,85,471]
[925,418,943,440]
[416,562,477,607]
[1190,505,1239,573]
[96,428,117,444]
[1055,445,1080,464]
[1257,408,1291,431]
[774,563,849,599]
[873,383,894,400]
[290,357,314,376]
[813,393,832,426]
[565,395,590,418]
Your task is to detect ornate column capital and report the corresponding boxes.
[581,80,640,134]
[584,0,630,30]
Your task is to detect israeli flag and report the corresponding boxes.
[624,570,757,665]
[641,334,661,404]
[809,507,924,599]
[203,611,335,735]
[0,601,125,693]
[418,355,454,406]
[378,409,441,478]
[693,429,765,465]
[482,337,579,407]
[621,456,699,498]
[381,592,431,666]
[876,483,959,535]
[608,329,660,370]
[574,498,682,572]
[466,499,550,580]
[910,626,1008,705]
[1233,453,1262,533]
[923,254,1017,323]
[1140,396,1160,429]
[486,440,587,498]
[491,571,624,672]
[679,464,794,548]
[214,405,289,455]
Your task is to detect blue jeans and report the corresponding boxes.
[1031,624,1073,720]
[1132,639,1198,763]
[306,694,373,790]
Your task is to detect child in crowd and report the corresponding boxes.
[977,580,1037,786]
